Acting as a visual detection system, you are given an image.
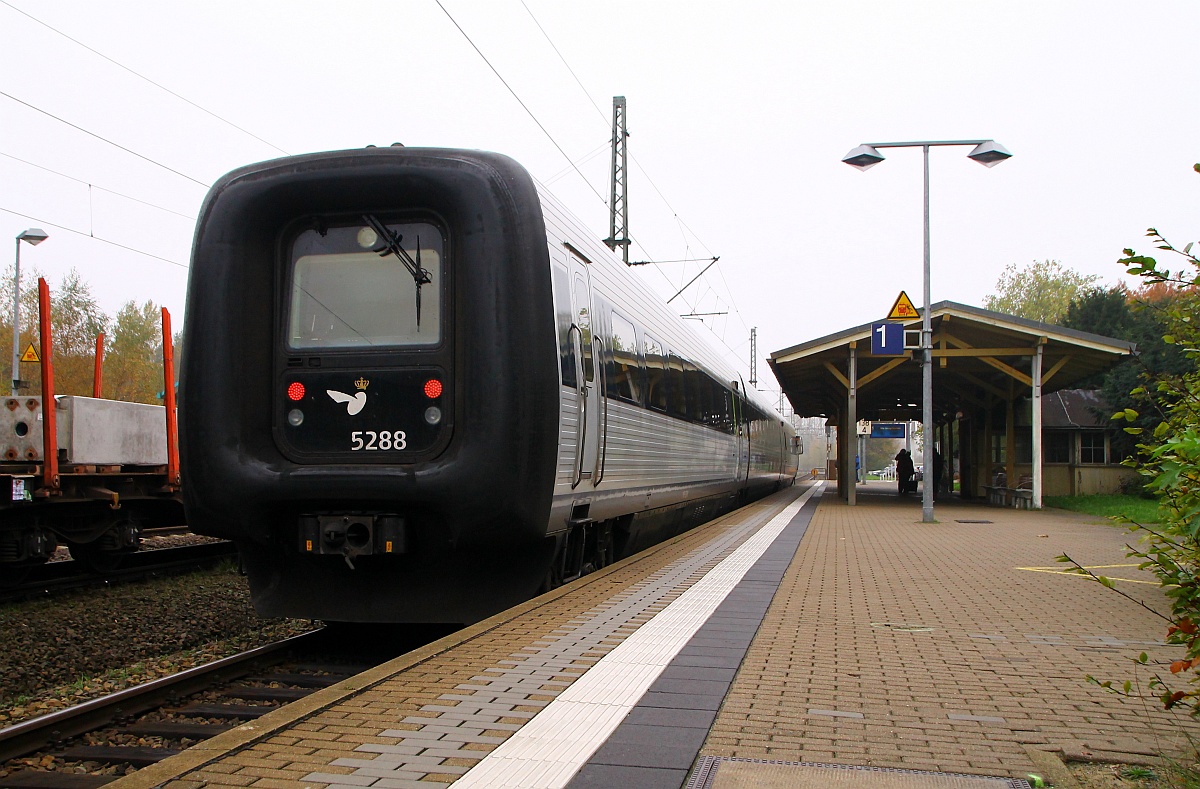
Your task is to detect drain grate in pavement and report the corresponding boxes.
[956,519,994,524]
[686,757,1033,789]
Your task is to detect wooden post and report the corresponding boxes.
[847,344,857,506]
[981,402,993,494]
[1005,381,1016,490]
[1032,342,1044,508]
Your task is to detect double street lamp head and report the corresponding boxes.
[841,140,1012,171]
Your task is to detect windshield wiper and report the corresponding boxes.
[363,214,433,329]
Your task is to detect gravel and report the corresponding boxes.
[0,559,319,726]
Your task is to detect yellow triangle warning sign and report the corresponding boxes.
[19,344,40,363]
[887,291,920,321]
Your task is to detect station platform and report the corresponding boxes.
[113,482,1200,789]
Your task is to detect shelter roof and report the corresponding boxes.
[768,301,1134,420]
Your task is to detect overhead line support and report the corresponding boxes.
[603,96,631,265]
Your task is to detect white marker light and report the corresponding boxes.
[357,226,378,248]
[424,406,442,425]
[288,408,305,426]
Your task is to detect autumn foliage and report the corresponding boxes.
[0,266,174,403]
[1062,171,1200,724]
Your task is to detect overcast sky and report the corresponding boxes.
[1,0,1196,402]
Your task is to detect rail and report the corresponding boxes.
[0,630,325,763]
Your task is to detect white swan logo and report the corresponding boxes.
[327,389,367,416]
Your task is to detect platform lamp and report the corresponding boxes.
[841,140,1011,523]
[12,228,48,395]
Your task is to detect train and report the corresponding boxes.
[180,146,798,624]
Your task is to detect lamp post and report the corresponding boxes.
[12,228,48,395]
[842,140,1011,523]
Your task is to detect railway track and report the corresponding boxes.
[0,625,457,789]
[0,542,240,604]
[0,630,363,789]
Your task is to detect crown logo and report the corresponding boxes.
[354,377,370,390]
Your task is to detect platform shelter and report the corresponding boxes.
[768,301,1135,508]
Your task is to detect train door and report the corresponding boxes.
[733,379,750,484]
[569,256,602,488]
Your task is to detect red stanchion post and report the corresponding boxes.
[93,332,105,399]
[161,308,180,488]
[38,278,58,493]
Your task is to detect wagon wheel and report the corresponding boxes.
[67,517,141,574]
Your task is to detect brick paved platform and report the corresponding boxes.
[106,482,1200,789]
[702,482,1198,780]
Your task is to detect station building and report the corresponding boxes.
[768,301,1137,507]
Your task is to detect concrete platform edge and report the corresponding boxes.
[111,487,810,789]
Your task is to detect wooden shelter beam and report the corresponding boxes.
[960,371,1008,401]
[930,347,1041,357]
[823,362,850,390]
[857,356,910,389]
[937,331,1034,386]
[1042,355,1070,385]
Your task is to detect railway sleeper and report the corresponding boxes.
[163,703,273,720]
[0,772,116,789]
[119,721,234,740]
[220,685,313,702]
[243,672,346,688]
[55,746,180,768]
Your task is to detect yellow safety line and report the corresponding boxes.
[1016,564,1159,586]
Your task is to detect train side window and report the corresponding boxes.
[552,264,576,388]
[702,381,715,429]
[683,361,704,423]
[644,335,667,412]
[716,386,733,433]
[666,352,688,419]
[607,311,642,404]
[702,373,719,427]
[572,274,594,383]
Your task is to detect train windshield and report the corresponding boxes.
[286,219,443,349]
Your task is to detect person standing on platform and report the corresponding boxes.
[895,449,915,495]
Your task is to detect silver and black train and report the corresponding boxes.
[180,147,798,624]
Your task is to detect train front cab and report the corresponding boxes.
[181,148,562,623]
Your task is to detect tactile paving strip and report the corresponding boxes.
[302,488,809,789]
[459,486,819,788]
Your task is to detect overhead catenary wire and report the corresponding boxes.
[0,206,188,269]
[434,0,608,208]
[517,2,759,371]
[544,140,611,186]
[0,151,196,221]
[0,0,289,157]
[0,89,211,189]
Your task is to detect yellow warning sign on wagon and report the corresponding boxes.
[19,344,39,363]
[887,291,920,320]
